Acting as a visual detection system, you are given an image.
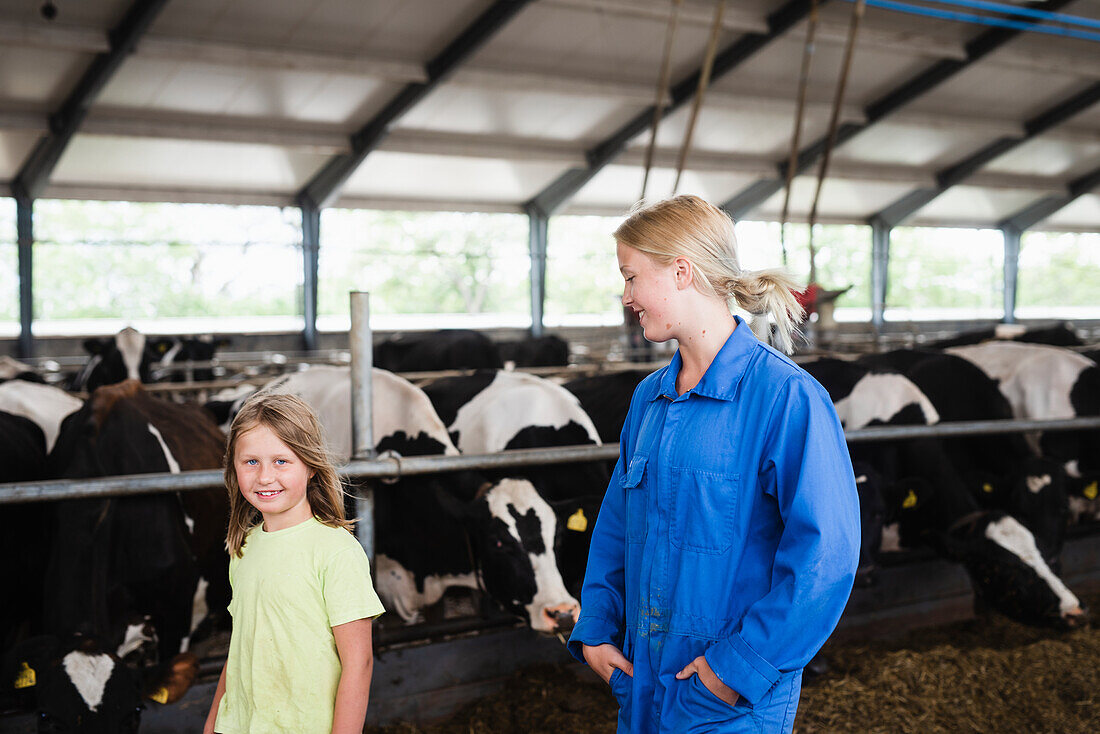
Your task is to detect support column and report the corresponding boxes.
[527,206,548,337]
[1002,225,1021,325]
[16,197,33,359]
[301,204,320,352]
[870,217,890,330]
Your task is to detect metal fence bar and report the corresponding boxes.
[349,292,376,562]
[3,416,1100,505]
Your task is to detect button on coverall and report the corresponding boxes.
[568,320,860,733]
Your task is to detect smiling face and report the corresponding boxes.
[234,423,314,532]
[617,241,683,343]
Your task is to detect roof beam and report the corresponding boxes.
[10,0,170,201]
[871,81,1100,228]
[525,0,822,218]
[544,0,769,34]
[295,0,534,211]
[999,164,1100,233]
[721,0,1076,220]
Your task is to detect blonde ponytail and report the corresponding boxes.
[725,269,805,355]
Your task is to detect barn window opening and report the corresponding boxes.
[1017,231,1100,320]
[0,197,16,335]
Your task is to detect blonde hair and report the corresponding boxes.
[224,393,352,557]
[614,195,805,354]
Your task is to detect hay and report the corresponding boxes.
[367,592,1100,733]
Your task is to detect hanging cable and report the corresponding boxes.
[807,0,865,285]
[779,0,820,268]
[640,0,684,202]
[672,0,726,196]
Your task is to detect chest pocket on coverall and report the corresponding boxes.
[623,455,649,544]
[671,467,740,554]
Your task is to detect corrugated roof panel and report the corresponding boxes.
[0,0,129,26]
[1042,194,1100,232]
[836,122,1007,169]
[100,57,401,124]
[640,104,835,160]
[0,46,94,105]
[753,175,917,222]
[340,151,569,203]
[0,130,43,180]
[915,186,1051,226]
[984,138,1100,180]
[568,163,760,212]
[400,84,633,142]
[51,134,330,191]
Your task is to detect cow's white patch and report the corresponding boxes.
[855,475,867,484]
[374,554,477,625]
[984,516,1080,615]
[449,371,601,453]
[1066,460,1081,479]
[189,577,209,636]
[252,366,458,462]
[147,424,181,474]
[1026,474,1052,494]
[1068,496,1100,524]
[116,327,147,382]
[484,478,578,632]
[0,380,83,453]
[834,373,939,429]
[158,340,183,368]
[117,621,156,660]
[880,523,901,553]
[62,651,114,712]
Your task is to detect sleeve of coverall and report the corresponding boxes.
[704,374,860,704]
[565,399,638,664]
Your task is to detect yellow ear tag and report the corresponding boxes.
[567,508,588,533]
[1085,482,1098,500]
[982,483,993,494]
[902,490,918,509]
[148,687,170,705]
[14,662,35,689]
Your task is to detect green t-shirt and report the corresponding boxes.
[215,516,385,734]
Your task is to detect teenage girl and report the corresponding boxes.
[204,393,385,734]
[568,196,860,733]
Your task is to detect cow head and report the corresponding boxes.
[852,462,885,587]
[437,478,579,635]
[71,328,153,393]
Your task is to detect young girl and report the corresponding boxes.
[204,393,385,734]
[568,196,860,733]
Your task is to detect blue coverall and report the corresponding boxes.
[568,318,860,733]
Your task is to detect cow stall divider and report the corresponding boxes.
[5,416,1100,729]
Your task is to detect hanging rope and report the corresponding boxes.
[672,0,726,195]
[640,0,684,202]
[779,0,820,267]
[807,0,866,284]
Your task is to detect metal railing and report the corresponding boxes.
[3,416,1099,506]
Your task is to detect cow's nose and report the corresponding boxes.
[543,603,579,635]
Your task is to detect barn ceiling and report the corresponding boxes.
[0,0,1098,231]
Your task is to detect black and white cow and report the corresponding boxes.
[237,366,582,634]
[45,380,229,664]
[947,342,1100,488]
[422,370,610,618]
[71,328,229,391]
[373,329,502,373]
[930,322,1083,349]
[803,357,1086,629]
[497,334,570,368]
[562,370,650,445]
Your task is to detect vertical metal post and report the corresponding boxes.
[870,217,890,329]
[1002,225,1021,325]
[349,291,375,560]
[527,207,548,337]
[301,204,321,352]
[16,196,33,359]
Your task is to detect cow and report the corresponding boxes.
[0,355,43,382]
[562,370,650,444]
[498,334,570,368]
[946,342,1100,489]
[44,380,229,668]
[147,335,231,383]
[0,380,83,454]
[802,357,1086,629]
[373,329,502,373]
[233,366,581,634]
[930,322,1083,349]
[421,370,610,612]
[70,328,229,391]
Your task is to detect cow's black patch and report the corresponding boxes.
[508,504,545,555]
[422,370,499,427]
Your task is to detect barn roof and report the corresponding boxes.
[1,0,1098,232]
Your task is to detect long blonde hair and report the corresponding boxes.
[224,393,353,556]
[614,195,805,354]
